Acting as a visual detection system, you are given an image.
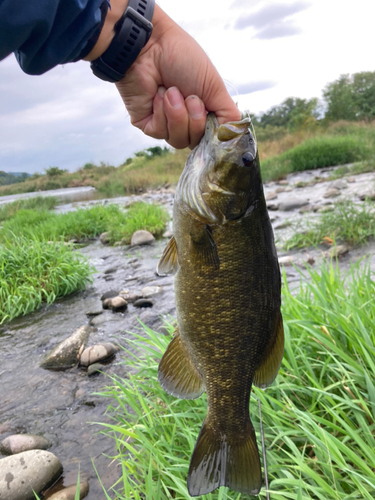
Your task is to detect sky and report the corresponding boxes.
[0,0,374,174]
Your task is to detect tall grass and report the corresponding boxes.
[99,262,375,500]
[0,196,58,221]
[0,237,94,323]
[285,199,375,249]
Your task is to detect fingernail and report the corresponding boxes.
[186,96,204,120]
[158,86,166,98]
[166,87,183,109]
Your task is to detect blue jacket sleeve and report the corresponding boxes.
[0,0,108,75]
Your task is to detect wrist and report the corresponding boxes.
[85,0,130,61]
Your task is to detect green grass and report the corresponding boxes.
[0,202,169,245]
[0,237,94,324]
[285,199,375,249]
[98,262,375,500]
[327,159,375,181]
[261,135,370,181]
[0,196,58,221]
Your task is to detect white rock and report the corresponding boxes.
[142,286,162,298]
[278,255,294,266]
[130,230,155,246]
[0,434,51,455]
[80,343,118,367]
[0,450,62,500]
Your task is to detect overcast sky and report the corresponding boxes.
[0,0,374,174]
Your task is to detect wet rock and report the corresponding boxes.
[359,191,375,201]
[330,179,347,190]
[102,298,112,309]
[85,307,103,317]
[109,296,128,312]
[163,230,173,238]
[80,343,117,367]
[100,290,120,301]
[130,230,155,246]
[278,255,294,266]
[133,298,154,308]
[0,450,62,500]
[278,180,289,185]
[0,434,51,455]
[99,232,111,244]
[47,480,90,500]
[142,286,162,298]
[324,244,350,258]
[119,291,142,303]
[87,363,104,376]
[323,188,340,198]
[265,192,277,200]
[40,326,91,370]
[104,267,117,274]
[278,198,308,211]
[275,187,285,193]
[299,205,312,213]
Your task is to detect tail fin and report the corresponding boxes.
[187,419,261,497]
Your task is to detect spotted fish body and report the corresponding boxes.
[157,114,284,497]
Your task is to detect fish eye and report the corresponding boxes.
[242,152,254,167]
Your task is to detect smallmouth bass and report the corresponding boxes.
[157,113,284,496]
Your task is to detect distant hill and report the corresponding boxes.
[6,172,31,178]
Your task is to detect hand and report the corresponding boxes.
[115,5,241,149]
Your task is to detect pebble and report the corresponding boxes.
[119,291,142,303]
[109,296,128,312]
[40,326,91,370]
[85,307,103,317]
[47,480,90,500]
[278,255,294,266]
[278,198,309,211]
[87,363,104,376]
[0,450,62,500]
[0,434,51,455]
[142,286,162,298]
[80,343,118,367]
[265,192,278,200]
[100,290,120,301]
[323,188,340,198]
[130,230,155,246]
[99,232,110,244]
[104,267,117,274]
[133,298,154,308]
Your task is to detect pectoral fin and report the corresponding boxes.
[156,236,179,275]
[158,333,204,399]
[190,225,220,272]
[253,312,284,389]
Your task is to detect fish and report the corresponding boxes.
[156,113,284,497]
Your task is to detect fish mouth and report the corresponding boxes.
[204,113,251,144]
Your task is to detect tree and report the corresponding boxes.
[257,97,320,130]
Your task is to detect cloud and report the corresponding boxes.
[228,81,277,96]
[234,1,310,39]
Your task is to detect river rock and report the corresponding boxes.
[359,191,375,201]
[119,291,142,303]
[130,230,155,246]
[142,286,162,298]
[109,296,128,312]
[278,255,294,266]
[100,290,120,301]
[323,188,340,198]
[133,298,154,308]
[87,363,103,376]
[0,450,62,500]
[47,480,90,500]
[0,434,51,455]
[80,343,117,367]
[163,230,173,238]
[324,244,350,258]
[347,176,356,183]
[278,198,308,211]
[265,191,277,200]
[40,326,91,370]
[278,180,289,185]
[330,179,347,190]
[275,186,285,193]
[99,232,110,244]
[317,205,335,213]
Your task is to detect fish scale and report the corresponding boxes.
[157,113,284,497]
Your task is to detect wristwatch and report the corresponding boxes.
[91,0,155,83]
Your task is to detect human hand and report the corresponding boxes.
[115,5,241,149]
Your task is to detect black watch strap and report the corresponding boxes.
[91,0,155,83]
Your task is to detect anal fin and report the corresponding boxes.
[253,312,284,389]
[158,333,204,399]
[187,419,261,497]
